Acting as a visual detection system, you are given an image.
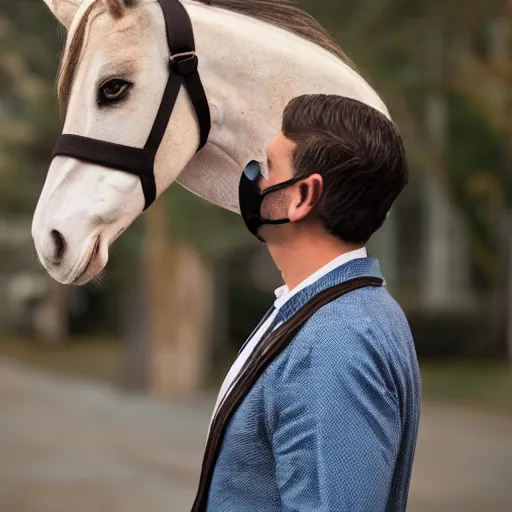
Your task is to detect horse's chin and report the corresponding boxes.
[70,240,108,285]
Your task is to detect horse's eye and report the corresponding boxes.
[98,79,132,105]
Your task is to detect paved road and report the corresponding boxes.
[0,359,511,512]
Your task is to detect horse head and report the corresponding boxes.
[33,0,389,284]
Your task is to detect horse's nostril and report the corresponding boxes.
[50,229,66,263]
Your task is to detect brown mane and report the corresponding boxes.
[58,0,354,115]
[58,0,100,116]
[196,0,353,64]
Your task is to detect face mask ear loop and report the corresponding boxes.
[260,177,300,198]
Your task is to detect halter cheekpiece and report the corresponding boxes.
[52,0,211,210]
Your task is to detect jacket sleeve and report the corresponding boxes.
[263,322,402,512]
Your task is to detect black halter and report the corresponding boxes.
[52,0,211,210]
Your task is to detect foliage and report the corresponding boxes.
[164,185,257,259]
[0,0,62,213]
[301,0,511,287]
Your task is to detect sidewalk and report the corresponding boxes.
[0,358,511,512]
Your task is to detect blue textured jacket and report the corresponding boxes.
[207,258,421,511]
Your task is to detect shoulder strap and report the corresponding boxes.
[191,276,383,511]
[237,305,276,356]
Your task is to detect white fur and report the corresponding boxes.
[32,0,390,284]
[41,0,83,28]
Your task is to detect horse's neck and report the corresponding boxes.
[175,1,388,213]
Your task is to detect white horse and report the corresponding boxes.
[33,0,389,285]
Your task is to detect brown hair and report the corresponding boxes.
[196,0,353,65]
[282,94,408,244]
[57,0,355,115]
[57,0,99,116]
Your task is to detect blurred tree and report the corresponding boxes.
[0,0,63,211]
[300,0,511,352]
[424,0,512,355]
[0,1,70,344]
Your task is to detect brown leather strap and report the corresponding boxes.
[191,276,383,511]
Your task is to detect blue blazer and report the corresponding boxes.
[207,258,421,512]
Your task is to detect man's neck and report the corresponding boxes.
[268,232,364,292]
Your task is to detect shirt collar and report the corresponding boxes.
[273,247,368,310]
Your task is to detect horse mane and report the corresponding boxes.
[196,0,353,66]
[57,0,354,115]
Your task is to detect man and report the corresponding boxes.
[193,95,421,512]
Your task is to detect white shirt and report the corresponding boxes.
[210,247,368,426]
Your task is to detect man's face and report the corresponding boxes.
[259,132,297,222]
[262,132,296,190]
[244,130,323,243]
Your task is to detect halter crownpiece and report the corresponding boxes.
[52,0,211,210]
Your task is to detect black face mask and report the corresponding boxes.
[239,160,300,241]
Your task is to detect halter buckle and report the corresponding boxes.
[169,51,198,76]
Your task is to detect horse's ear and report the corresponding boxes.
[41,0,82,29]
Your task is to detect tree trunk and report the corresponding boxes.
[209,255,230,370]
[507,214,512,366]
[120,265,149,391]
[487,19,512,360]
[422,23,471,311]
[33,280,69,345]
[142,200,214,398]
[422,25,451,310]
[170,244,214,396]
[369,211,398,293]
[144,199,177,398]
[488,212,511,358]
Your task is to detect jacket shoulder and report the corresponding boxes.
[266,286,413,395]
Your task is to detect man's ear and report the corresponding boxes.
[41,0,82,29]
[288,174,324,222]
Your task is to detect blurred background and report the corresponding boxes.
[0,0,511,511]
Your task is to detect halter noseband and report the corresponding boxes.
[52,0,211,210]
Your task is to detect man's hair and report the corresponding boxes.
[282,94,408,244]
